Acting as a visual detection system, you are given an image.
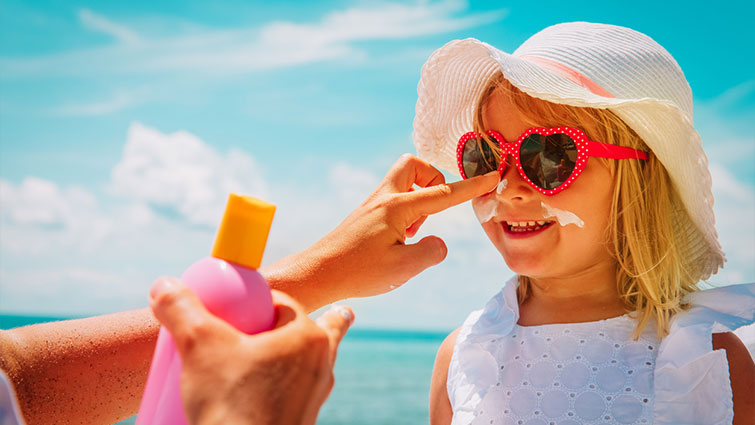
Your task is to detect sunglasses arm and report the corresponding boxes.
[586,140,649,160]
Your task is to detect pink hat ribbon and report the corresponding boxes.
[521,55,614,98]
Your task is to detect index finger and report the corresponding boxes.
[401,171,499,216]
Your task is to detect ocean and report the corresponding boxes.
[1,315,445,425]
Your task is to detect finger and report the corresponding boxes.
[405,215,428,238]
[396,236,448,277]
[149,277,237,356]
[402,171,498,217]
[315,305,355,363]
[383,154,446,193]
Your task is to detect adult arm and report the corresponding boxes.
[0,308,159,425]
[712,332,755,425]
[0,154,497,424]
[429,328,459,425]
[263,154,498,312]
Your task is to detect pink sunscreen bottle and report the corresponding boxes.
[136,194,276,425]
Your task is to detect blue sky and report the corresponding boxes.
[1,0,753,330]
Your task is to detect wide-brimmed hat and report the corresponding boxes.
[413,22,724,280]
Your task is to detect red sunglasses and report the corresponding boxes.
[457,126,649,195]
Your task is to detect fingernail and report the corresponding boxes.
[150,278,177,300]
[331,304,354,325]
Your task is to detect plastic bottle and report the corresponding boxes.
[136,194,276,425]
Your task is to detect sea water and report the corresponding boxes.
[1,315,443,425]
[5,314,755,424]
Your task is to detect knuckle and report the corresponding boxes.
[175,331,198,356]
[308,329,331,351]
[289,322,328,353]
[155,287,181,309]
[191,318,215,340]
[176,317,211,355]
[397,153,417,165]
[368,193,401,214]
[382,193,403,211]
[429,184,453,198]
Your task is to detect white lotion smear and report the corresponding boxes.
[329,304,354,323]
[472,193,500,224]
[541,201,584,228]
[496,178,508,194]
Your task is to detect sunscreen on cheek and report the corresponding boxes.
[541,201,584,228]
[472,193,500,224]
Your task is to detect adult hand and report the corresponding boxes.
[149,277,353,425]
[263,154,499,312]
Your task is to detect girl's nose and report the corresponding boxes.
[498,155,537,202]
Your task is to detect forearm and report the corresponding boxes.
[262,246,341,314]
[0,308,159,425]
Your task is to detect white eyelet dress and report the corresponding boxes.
[447,279,755,425]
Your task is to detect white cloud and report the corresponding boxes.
[54,90,148,116]
[0,1,506,77]
[704,80,755,110]
[78,8,142,45]
[110,122,267,226]
[0,177,111,254]
[696,80,755,175]
[328,162,381,206]
[260,1,505,45]
[0,267,150,314]
[709,163,755,285]
[693,81,755,284]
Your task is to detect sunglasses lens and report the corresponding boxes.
[520,133,577,190]
[462,137,500,178]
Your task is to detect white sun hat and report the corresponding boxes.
[413,22,724,280]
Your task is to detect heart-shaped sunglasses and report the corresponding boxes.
[457,126,649,195]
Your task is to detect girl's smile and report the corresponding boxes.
[501,220,555,236]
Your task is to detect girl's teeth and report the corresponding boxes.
[508,221,552,232]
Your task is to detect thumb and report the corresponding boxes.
[397,235,448,277]
[315,305,355,364]
[149,277,237,356]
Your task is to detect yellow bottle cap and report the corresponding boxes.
[211,194,276,269]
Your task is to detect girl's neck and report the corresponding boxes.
[517,263,627,326]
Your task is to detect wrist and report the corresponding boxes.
[262,248,338,313]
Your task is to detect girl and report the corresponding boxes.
[413,23,755,425]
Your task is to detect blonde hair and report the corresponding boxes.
[474,74,700,339]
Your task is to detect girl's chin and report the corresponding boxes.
[498,251,551,277]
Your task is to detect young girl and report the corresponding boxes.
[413,23,755,425]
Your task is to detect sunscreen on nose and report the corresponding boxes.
[496,178,508,194]
[137,194,276,425]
